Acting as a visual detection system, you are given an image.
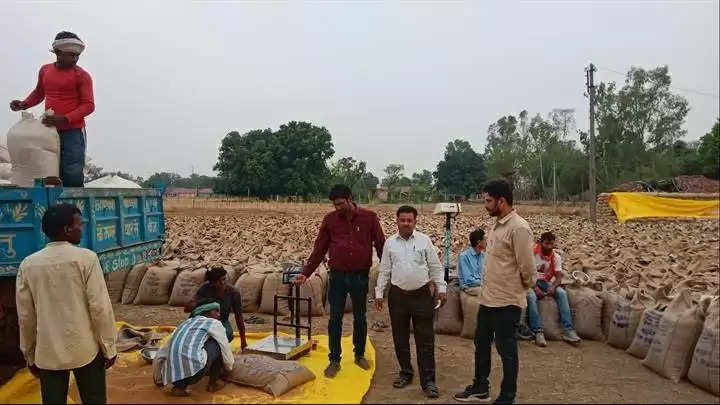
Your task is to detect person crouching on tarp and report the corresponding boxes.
[154,299,234,396]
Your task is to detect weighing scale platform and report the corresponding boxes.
[244,335,313,360]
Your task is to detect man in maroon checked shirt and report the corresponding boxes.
[10,31,94,187]
[295,184,386,378]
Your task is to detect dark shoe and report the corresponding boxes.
[355,357,371,370]
[492,393,515,404]
[424,383,440,399]
[393,374,412,388]
[324,361,341,378]
[453,384,491,402]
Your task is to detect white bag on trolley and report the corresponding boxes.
[7,111,60,187]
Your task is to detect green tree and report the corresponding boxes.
[382,164,405,189]
[411,170,433,188]
[355,171,380,200]
[484,114,530,184]
[143,172,182,188]
[329,157,367,189]
[214,121,334,198]
[590,65,690,189]
[697,119,720,179]
[435,139,486,198]
[411,169,434,201]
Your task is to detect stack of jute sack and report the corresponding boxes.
[106,260,333,317]
[602,280,719,396]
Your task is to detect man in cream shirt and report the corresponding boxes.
[454,180,536,404]
[16,204,117,404]
[376,205,446,399]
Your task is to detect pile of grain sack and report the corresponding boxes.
[436,277,719,397]
[103,260,367,318]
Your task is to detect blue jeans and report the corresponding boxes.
[526,280,573,333]
[58,128,86,187]
[327,270,368,362]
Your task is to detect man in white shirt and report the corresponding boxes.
[376,205,446,399]
[16,204,117,404]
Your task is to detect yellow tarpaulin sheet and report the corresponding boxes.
[608,192,720,223]
[0,322,375,404]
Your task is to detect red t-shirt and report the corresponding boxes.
[303,205,386,276]
[22,63,95,130]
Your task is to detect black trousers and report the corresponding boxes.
[174,339,222,388]
[38,353,105,404]
[388,284,436,389]
[327,270,369,362]
[474,305,521,401]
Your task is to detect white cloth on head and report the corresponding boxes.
[52,38,85,54]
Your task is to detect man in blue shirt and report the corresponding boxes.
[457,229,486,290]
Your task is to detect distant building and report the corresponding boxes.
[375,186,412,202]
[165,187,213,197]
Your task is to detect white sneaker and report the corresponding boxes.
[562,329,582,345]
[534,332,547,347]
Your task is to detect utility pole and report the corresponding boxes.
[191,165,197,209]
[585,63,597,225]
[553,161,557,210]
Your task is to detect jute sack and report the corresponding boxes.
[121,263,150,304]
[643,288,707,382]
[7,111,60,187]
[435,283,463,336]
[601,288,630,341]
[344,295,355,313]
[259,272,290,315]
[105,268,130,303]
[133,262,180,305]
[317,270,328,307]
[223,354,315,397]
[688,296,720,395]
[368,264,390,302]
[168,268,207,307]
[299,273,325,316]
[608,289,653,350]
[566,285,604,341]
[235,272,267,313]
[460,287,482,339]
[626,304,668,359]
[538,297,563,341]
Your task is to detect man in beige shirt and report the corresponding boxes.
[454,180,535,405]
[16,204,117,404]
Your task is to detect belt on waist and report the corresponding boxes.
[391,283,431,296]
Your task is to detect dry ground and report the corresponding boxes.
[113,303,718,404]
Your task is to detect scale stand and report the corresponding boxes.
[244,264,314,360]
[433,202,461,282]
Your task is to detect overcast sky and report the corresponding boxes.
[2,0,718,180]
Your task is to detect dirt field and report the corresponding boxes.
[113,303,718,404]
[113,201,720,404]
